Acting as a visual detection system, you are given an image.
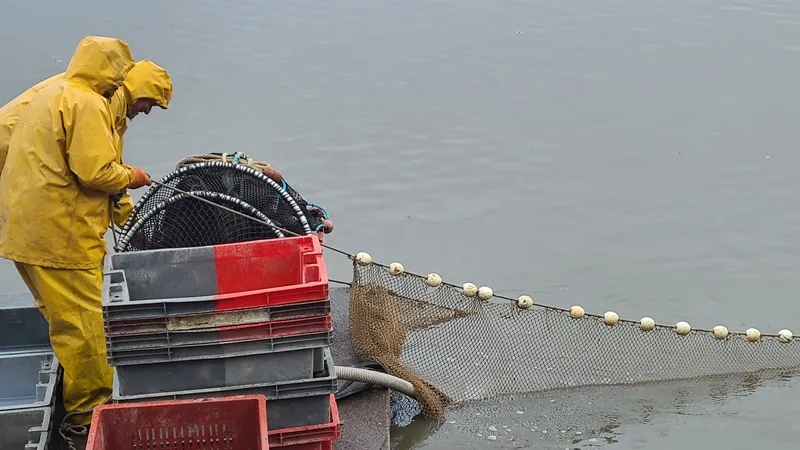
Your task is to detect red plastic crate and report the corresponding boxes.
[269,442,331,450]
[268,394,341,448]
[86,394,270,450]
[213,235,329,309]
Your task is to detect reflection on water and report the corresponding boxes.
[394,369,800,449]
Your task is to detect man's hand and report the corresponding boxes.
[261,166,283,183]
[129,168,152,189]
[322,218,334,233]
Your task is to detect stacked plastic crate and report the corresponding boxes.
[101,235,341,449]
[0,308,59,450]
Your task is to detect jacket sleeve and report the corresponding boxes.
[112,191,135,228]
[63,94,134,194]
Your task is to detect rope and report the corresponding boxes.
[58,395,111,450]
[175,153,273,172]
[144,171,793,341]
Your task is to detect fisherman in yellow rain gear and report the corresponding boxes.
[0,36,165,427]
[0,58,173,228]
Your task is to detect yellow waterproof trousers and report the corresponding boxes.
[14,262,112,426]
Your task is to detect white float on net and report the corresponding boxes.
[355,252,372,265]
[517,295,534,309]
[746,328,761,342]
[603,311,619,326]
[388,262,405,275]
[478,286,493,301]
[639,317,655,331]
[713,325,729,340]
[426,273,442,287]
[462,283,478,297]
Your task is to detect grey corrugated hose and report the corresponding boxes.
[335,366,416,397]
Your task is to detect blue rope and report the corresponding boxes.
[308,203,330,219]
[315,224,326,232]
[231,152,242,164]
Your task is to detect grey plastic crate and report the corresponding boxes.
[115,345,327,396]
[0,407,52,450]
[113,347,337,429]
[0,306,51,355]
[103,266,328,317]
[105,315,332,353]
[110,246,218,300]
[103,298,330,328]
[102,270,330,323]
[107,329,331,364]
[0,353,58,411]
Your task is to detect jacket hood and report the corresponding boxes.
[123,60,173,110]
[64,36,134,97]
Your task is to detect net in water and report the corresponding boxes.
[347,258,800,422]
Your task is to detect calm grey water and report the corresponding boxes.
[3,0,800,448]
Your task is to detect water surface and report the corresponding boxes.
[3,1,800,448]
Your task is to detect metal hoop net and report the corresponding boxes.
[174,154,329,233]
[116,162,315,252]
[116,192,285,252]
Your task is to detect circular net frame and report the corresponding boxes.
[116,192,285,252]
[118,162,314,250]
[174,156,328,232]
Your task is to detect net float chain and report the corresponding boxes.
[355,252,796,341]
[355,253,533,308]
[566,305,794,343]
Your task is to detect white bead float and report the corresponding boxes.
[569,305,585,319]
[746,328,761,342]
[388,262,405,276]
[713,326,729,340]
[477,286,493,301]
[778,329,794,343]
[425,273,442,287]
[462,283,478,297]
[639,317,655,331]
[675,321,691,336]
[355,252,372,265]
[517,295,534,309]
[603,311,619,326]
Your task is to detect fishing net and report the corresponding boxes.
[176,152,329,232]
[115,161,319,252]
[117,192,285,251]
[347,258,800,423]
[112,153,800,428]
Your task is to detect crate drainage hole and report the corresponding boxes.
[133,423,237,449]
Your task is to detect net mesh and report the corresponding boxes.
[175,153,328,232]
[116,162,315,252]
[119,192,285,251]
[348,260,800,423]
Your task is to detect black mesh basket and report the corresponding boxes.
[116,192,286,252]
[115,162,314,252]
[174,154,328,233]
